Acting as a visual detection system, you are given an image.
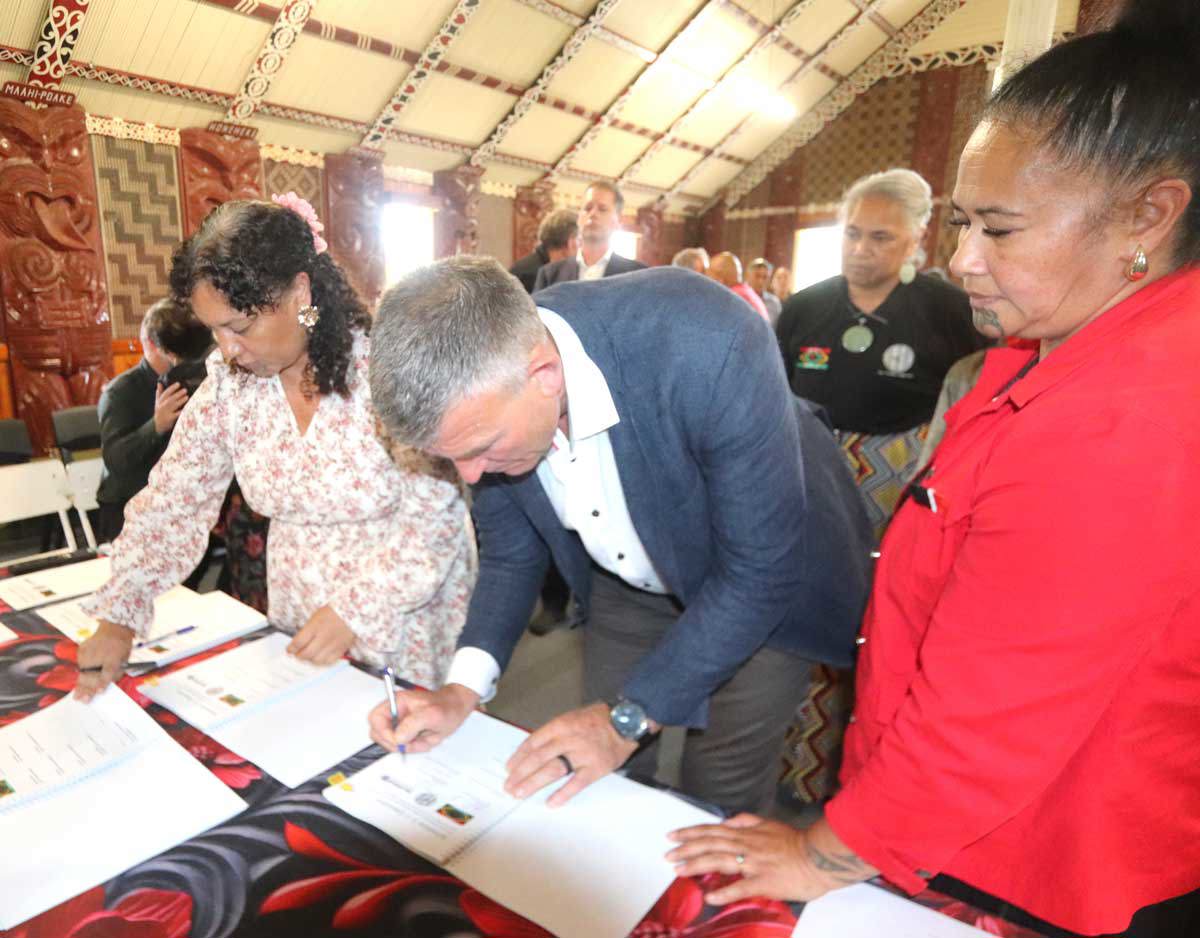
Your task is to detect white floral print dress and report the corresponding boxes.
[83,332,475,688]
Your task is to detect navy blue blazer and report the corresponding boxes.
[462,267,873,726]
[532,252,645,291]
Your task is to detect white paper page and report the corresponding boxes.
[324,710,529,864]
[793,883,993,938]
[450,772,720,938]
[141,631,380,787]
[0,557,111,611]
[0,623,16,643]
[39,585,197,643]
[0,688,246,930]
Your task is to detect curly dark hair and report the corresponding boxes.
[169,200,371,396]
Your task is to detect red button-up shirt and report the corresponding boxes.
[826,267,1200,935]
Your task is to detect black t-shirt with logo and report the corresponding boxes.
[776,273,989,434]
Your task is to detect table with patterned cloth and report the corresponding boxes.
[0,556,1043,938]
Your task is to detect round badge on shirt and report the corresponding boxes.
[881,342,916,375]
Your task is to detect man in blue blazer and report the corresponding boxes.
[532,180,645,290]
[368,258,872,815]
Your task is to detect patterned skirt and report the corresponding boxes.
[779,424,928,807]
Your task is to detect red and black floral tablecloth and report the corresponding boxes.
[0,556,1041,938]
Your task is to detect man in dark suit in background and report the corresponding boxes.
[367,259,873,817]
[533,180,646,290]
[509,208,578,294]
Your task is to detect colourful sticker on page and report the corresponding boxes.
[437,803,474,825]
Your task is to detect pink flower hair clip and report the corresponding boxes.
[271,191,328,254]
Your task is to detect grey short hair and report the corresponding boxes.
[538,208,577,251]
[369,256,546,448]
[672,247,709,269]
[839,168,933,235]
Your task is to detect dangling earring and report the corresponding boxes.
[297,305,320,329]
[1125,244,1148,282]
[898,261,917,284]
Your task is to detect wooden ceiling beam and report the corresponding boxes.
[360,0,484,148]
[225,0,317,122]
[25,0,92,94]
[469,0,623,168]
[710,0,969,209]
[618,0,821,192]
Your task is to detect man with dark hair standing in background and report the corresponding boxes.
[533,181,645,289]
[510,208,578,294]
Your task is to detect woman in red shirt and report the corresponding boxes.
[669,2,1200,935]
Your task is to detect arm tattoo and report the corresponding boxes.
[806,842,873,885]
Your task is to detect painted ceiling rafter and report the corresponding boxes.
[469,0,623,168]
[360,0,483,149]
[618,0,821,189]
[713,0,969,208]
[662,0,893,200]
[197,0,745,167]
[26,0,91,93]
[845,0,899,38]
[549,0,720,179]
[225,0,317,122]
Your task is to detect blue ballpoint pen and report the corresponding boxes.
[133,624,198,649]
[382,666,407,762]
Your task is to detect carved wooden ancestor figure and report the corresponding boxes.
[0,100,113,454]
[323,153,385,308]
[512,182,555,260]
[434,164,484,259]
[178,128,264,237]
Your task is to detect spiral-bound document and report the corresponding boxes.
[0,687,246,929]
[324,710,720,938]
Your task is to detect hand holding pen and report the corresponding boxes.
[382,666,407,763]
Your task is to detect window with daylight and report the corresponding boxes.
[381,201,436,286]
[792,223,843,292]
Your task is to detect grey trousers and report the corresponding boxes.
[583,568,813,816]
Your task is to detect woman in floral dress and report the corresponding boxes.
[75,196,475,700]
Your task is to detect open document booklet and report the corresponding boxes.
[793,882,995,937]
[0,687,246,929]
[37,584,268,669]
[139,631,380,787]
[324,709,721,938]
[0,556,112,610]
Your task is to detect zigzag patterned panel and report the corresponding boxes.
[92,136,182,339]
[262,159,323,208]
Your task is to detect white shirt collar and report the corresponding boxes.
[536,306,618,451]
[577,245,613,274]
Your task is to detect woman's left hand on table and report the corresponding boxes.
[287,605,356,665]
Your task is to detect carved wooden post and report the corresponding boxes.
[764,151,802,273]
[0,101,112,454]
[636,200,664,267]
[699,201,726,259]
[433,164,485,259]
[322,152,385,308]
[512,181,555,260]
[177,128,264,237]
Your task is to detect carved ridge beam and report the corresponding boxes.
[26,0,91,92]
[360,0,483,148]
[226,0,317,122]
[663,0,894,200]
[714,0,970,209]
[469,0,623,167]
[550,1,719,178]
[618,0,821,189]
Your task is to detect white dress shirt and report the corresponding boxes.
[577,245,613,281]
[444,306,666,700]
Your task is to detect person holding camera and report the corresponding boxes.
[96,298,214,542]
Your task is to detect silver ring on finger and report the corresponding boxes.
[735,853,746,867]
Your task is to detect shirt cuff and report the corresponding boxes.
[444,646,501,702]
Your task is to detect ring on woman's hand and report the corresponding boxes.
[735,853,746,867]
[557,754,574,775]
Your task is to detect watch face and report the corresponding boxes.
[611,700,648,741]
